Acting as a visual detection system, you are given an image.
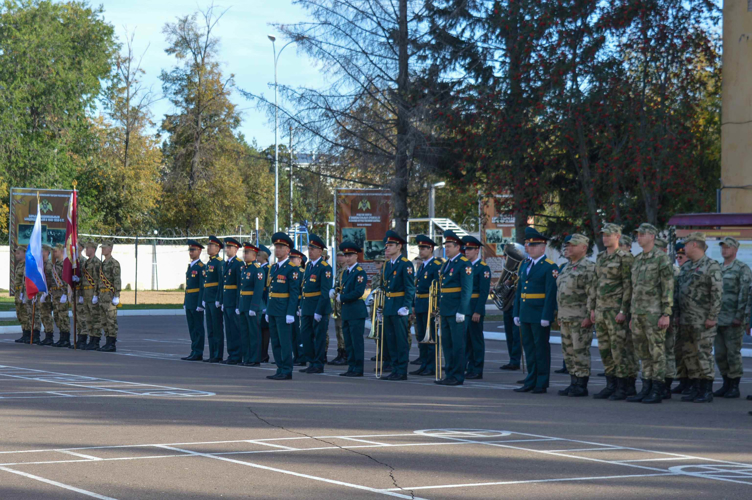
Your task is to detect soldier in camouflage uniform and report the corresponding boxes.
[589,223,636,400]
[676,232,722,403]
[80,240,103,350]
[670,242,690,393]
[38,245,56,345]
[556,234,596,397]
[13,246,33,344]
[628,224,673,404]
[97,240,121,352]
[50,244,72,348]
[712,237,752,399]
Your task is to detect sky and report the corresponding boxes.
[96,0,324,149]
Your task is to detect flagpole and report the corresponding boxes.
[30,299,35,345]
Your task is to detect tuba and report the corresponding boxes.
[490,242,526,312]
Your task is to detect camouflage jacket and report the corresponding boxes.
[556,257,595,320]
[81,255,101,293]
[588,249,633,313]
[43,259,56,292]
[99,257,122,297]
[718,259,752,326]
[677,255,722,325]
[50,260,66,294]
[14,261,25,301]
[630,247,673,316]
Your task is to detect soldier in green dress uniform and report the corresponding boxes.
[237,242,265,367]
[299,234,333,374]
[462,235,492,380]
[202,236,225,363]
[410,235,442,377]
[181,240,205,361]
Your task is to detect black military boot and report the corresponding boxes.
[713,376,730,397]
[681,379,699,401]
[31,330,42,345]
[569,377,590,397]
[554,364,569,374]
[53,333,71,348]
[625,377,637,397]
[98,337,116,352]
[609,378,628,401]
[558,375,576,396]
[593,376,617,399]
[330,349,348,366]
[627,379,652,402]
[663,378,673,399]
[724,378,741,399]
[39,331,55,346]
[84,336,101,351]
[693,379,714,403]
[642,381,664,404]
[671,378,688,394]
[69,334,88,349]
[15,330,31,343]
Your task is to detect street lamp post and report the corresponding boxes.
[428,181,446,246]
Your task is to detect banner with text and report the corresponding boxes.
[9,188,74,295]
[479,196,535,282]
[335,188,392,282]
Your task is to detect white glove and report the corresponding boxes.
[249,310,256,317]
[265,314,269,322]
[112,297,120,306]
[514,317,521,327]
[336,294,341,303]
[78,296,84,304]
[297,309,301,317]
[221,305,225,312]
[215,301,220,308]
[60,294,67,304]
[314,313,322,322]
[398,307,409,317]
[92,296,99,305]
[202,301,206,308]
[262,309,266,315]
[456,313,465,323]
[39,293,47,303]
[72,275,80,283]
[286,315,294,324]
[196,307,204,312]
[541,319,550,327]
[329,289,335,299]
[235,308,240,315]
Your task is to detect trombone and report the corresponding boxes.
[368,288,386,378]
[419,280,443,381]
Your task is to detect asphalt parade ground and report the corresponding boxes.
[1,316,751,499]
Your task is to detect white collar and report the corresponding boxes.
[190,258,200,267]
[472,257,481,265]
[310,257,321,267]
[390,257,399,265]
[347,262,359,272]
[448,253,460,262]
[276,258,289,268]
[260,261,268,267]
[422,256,433,266]
[530,255,545,265]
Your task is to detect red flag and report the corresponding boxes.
[62,190,79,285]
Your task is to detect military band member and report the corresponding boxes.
[676,232,722,402]
[220,238,243,364]
[299,234,333,374]
[436,230,472,386]
[38,244,56,345]
[556,233,596,397]
[336,241,368,376]
[380,230,416,381]
[628,224,673,404]
[265,232,301,380]
[589,224,635,400]
[713,237,751,399]
[202,236,225,363]
[462,235,491,380]
[81,240,103,350]
[329,250,348,365]
[371,254,393,372]
[257,244,272,363]
[182,240,206,361]
[50,244,72,348]
[513,228,559,393]
[289,249,306,366]
[410,235,442,377]
[237,242,265,367]
[13,246,32,344]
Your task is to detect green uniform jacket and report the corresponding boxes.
[301,258,333,316]
[222,256,243,308]
[202,256,224,303]
[238,261,265,313]
[469,259,492,317]
[382,257,416,316]
[184,260,205,309]
[340,264,368,320]
[266,259,301,317]
[414,257,442,314]
[514,257,559,323]
[439,255,472,317]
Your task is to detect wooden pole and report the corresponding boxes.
[72,285,77,349]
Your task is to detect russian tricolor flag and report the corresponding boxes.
[25,197,48,299]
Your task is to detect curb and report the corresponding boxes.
[0,309,184,320]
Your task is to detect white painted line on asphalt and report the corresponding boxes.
[155,444,426,500]
[247,440,299,451]
[0,466,118,499]
[58,451,103,461]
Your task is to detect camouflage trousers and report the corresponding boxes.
[15,299,31,331]
[98,292,119,338]
[559,319,594,377]
[595,309,638,378]
[81,289,103,337]
[40,296,55,333]
[332,316,346,350]
[665,323,677,379]
[631,314,667,382]
[679,324,716,381]
[714,325,744,379]
[50,292,70,334]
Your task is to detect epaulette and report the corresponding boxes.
[545,258,554,265]
[460,256,469,262]
[401,256,409,262]
[212,255,221,261]
[253,262,260,268]
[480,261,487,266]
[198,262,205,267]
[321,260,329,267]
[356,266,363,272]
[433,259,443,265]
[300,267,305,272]
[235,256,243,262]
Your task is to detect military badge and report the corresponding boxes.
[258,273,264,280]
[465,267,472,275]
[325,271,331,279]
[424,273,428,279]
[483,271,490,279]
[407,266,413,275]
[292,272,299,280]
[357,275,364,283]
[310,275,317,282]
[552,270,559,278]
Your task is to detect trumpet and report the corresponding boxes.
[420,280,443,381]
[368,288,386,378]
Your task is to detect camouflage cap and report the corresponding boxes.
[637,223,658,235]
[14,244,27,252]
[719,237,740,249]
[655,237,668,249]
[568,233,589,246]
[619,235,632,247]
[54,243,65,251]
[42,244,53,252]
[85,240,99,249]
[600,223,622,235]
[101,240,114,248]
[684,232,706,244]
[336,250,344,256]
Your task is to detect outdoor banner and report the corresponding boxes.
[479,195,533,281]
[9,188,74,295]
[335,188,392,282]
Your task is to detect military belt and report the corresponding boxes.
[441,287,461,293]
[471,293,480,299]
[224,285,238,290]
[521,293,545,299]
[204,282,219,287]
[101,287,115,293]
[50,286,62,291]
[270,292,290,298]
[303,291,321,298]
[81,286,95,290]
[387,292,405,298]
[240,291,255,296]
[185,288,200,293]
[415,293,429,299]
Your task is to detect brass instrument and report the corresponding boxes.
[419,279,443,381]
[331,269,344,319]
[368,288,386,378]
[489,242,526,312]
